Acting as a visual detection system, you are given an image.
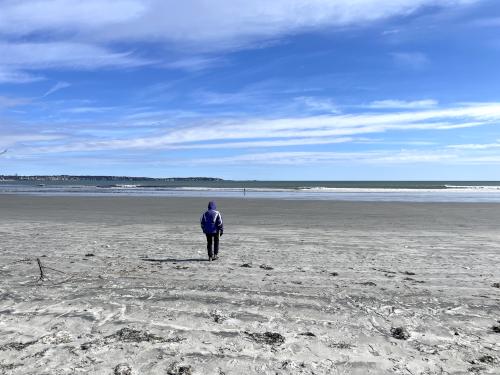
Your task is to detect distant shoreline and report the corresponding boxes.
[0,175,224,182]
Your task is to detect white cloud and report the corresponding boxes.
[0,1,479,48]
[61,106,116,114]
[0,66,43,83]
[19,102,500,154]
[43,81,70,97]
[448,141,500,150]
[294,96,340,113]
[0,41,152,84]
[368,99,438,109]
[0,134,63,149]
[0,41,150,70]
[0,0,147,35]
[165,57,224,71]
[0,0,479,81]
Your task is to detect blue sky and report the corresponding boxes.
[1,0,500,180]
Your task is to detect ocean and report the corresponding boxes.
[1,179,500,202]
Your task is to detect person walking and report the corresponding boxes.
[200,201,223,261]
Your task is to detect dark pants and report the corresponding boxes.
[206,233,219,257]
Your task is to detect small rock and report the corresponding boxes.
[114,363,132,375]
[492,282,500,288]
[330,272,339,276]
[85,253,95,257]
[240,263,252,268]
[492,325,500,333]
[390,327,410,340]
[260,264,273,270]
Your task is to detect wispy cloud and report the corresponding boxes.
[165,56,224,71]
[43,81,71,97]
[61,106,116,114]
[0,66,43,84]
[0,41,151,70]
[16,102,500,154]
[367,99,438,109]
[0,1,478,48]
[0,0,478,82]
[0,41,152,84]
[448,141,500,150]
[294,96,340,113]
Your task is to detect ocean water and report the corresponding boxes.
[1,180,500,202]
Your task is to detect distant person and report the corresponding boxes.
[200,201,223,261]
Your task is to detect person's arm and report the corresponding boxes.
[217,212,223,235]
[200,213,206,231]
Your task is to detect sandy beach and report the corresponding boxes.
[0,195,499,374]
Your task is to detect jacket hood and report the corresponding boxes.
[208,201,216,210]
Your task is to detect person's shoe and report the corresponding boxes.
[208,256,212,262]
[213,255,219,260]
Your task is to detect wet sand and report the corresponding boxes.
[0,195,499,374]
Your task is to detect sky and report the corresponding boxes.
[1,0,500,180]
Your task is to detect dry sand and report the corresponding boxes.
[0,195,499,374]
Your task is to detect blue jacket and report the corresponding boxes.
[200,201,223,234]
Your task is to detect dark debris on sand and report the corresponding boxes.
[390,327,410,340]
[492,325,500,333]
[245,331,285,345]
[114,363,132,375]
[402,271,416,276]
[0,340,37,351]
[329,342,354,349]
[210,309,229,323]
[85,253,95,257]
[478,355,496,364]
[403,277,425,283]
[330,272,339,276]
[108,328,166,343]
[260,264,273,270]
[492,282,500,288]
[240,263,252,268]
[81,328,184,350]
[167,362,193,375]
[359,281,377,287]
